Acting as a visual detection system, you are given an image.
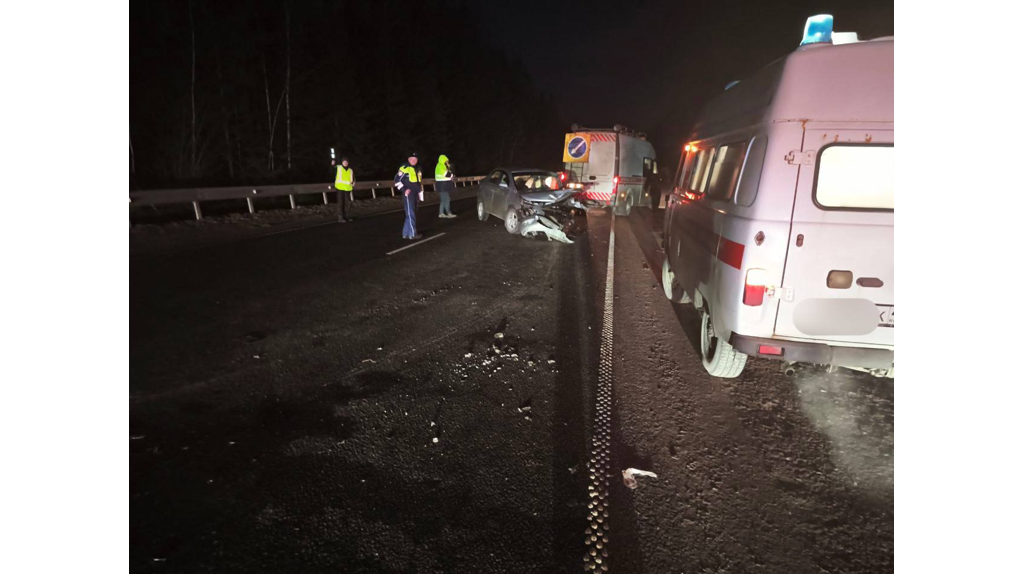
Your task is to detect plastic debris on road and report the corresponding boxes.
[618,466,659,487]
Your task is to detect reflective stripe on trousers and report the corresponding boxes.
[402,194,418,238]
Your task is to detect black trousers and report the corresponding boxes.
[337,187,349,221]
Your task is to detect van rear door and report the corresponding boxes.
[772,127,894,347]
[582,134,617,201]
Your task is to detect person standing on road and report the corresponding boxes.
[395,152,423,240]
[334,156,354,223]
[435,154,456,218]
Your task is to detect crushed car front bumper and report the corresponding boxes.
[520,213,574,243]
[517,192,580,244]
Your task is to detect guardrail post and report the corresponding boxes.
[371,187,377,199]
[193,201,203,220]
[350,191,355,203]
[246,197,255,214]
[322,192,328,205]
[289,194,297,210]
[391,186,396,197]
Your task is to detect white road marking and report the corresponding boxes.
[584,213,615,572]
[385,232,447,256]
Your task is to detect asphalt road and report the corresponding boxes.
[130,194,894,573]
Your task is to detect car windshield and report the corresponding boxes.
[513,172,561,192]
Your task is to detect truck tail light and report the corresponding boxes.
[743,268,769,306]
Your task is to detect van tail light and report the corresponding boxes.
[559,172,567,181]
[613,176,619,184]
[743,268,769,306]
[758,345,783,356]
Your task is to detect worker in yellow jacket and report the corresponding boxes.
[334,156,354,223]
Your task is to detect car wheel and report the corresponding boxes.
[504,207,521,234]
[661,257,691,304]
[477,199,488,221]
[700,306,747,378]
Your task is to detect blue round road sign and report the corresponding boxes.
[567,136,588,159]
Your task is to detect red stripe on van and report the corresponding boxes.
[717,237,744,270]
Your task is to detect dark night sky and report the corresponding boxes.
[130,0,893,187]
[478,0,894,148]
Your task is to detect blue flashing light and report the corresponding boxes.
[800,14,834,46]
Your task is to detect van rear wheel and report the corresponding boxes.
[700,307,747,378]
[662,258,692,304]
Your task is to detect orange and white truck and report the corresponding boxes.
[561,124,658,216]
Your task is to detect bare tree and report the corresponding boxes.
[214,43,235,180]
[262,56,286,172]
[188,0,197,176]
[285,2,292,171]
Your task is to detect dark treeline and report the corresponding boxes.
[130,0,565,190]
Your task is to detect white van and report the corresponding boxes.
[562,125,658,216]
[661,22,894,378]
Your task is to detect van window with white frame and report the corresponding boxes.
[736,137,768,207]
[707,141,748,201]
[687,148,713,192]
[815,145,894,210]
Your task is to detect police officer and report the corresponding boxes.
[435,154,455,218]
[334,156,354,223]
[395,152,423,239]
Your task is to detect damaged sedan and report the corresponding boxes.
[476,168,583,243]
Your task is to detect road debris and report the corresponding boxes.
[622,468,658,490]
[516,189,581,244]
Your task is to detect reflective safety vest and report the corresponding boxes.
[335,166,354,191]
[435,155,452,181]
[398,165,420,183]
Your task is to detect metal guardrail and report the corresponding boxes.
[129,175,486,220]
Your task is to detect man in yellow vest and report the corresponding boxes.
[394,152,423,240]
[334,156,354,223]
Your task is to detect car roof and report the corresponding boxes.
[493,167,553,174]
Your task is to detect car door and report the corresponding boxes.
[480,170,500,215]
[491,171,511,216]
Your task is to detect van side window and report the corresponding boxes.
[674,151,690,189]
[688,148,714,192]
[707,141,748,201]
[814,144,894,210]
[736,137,768,207]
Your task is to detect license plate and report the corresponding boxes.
[878,306,894,328]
